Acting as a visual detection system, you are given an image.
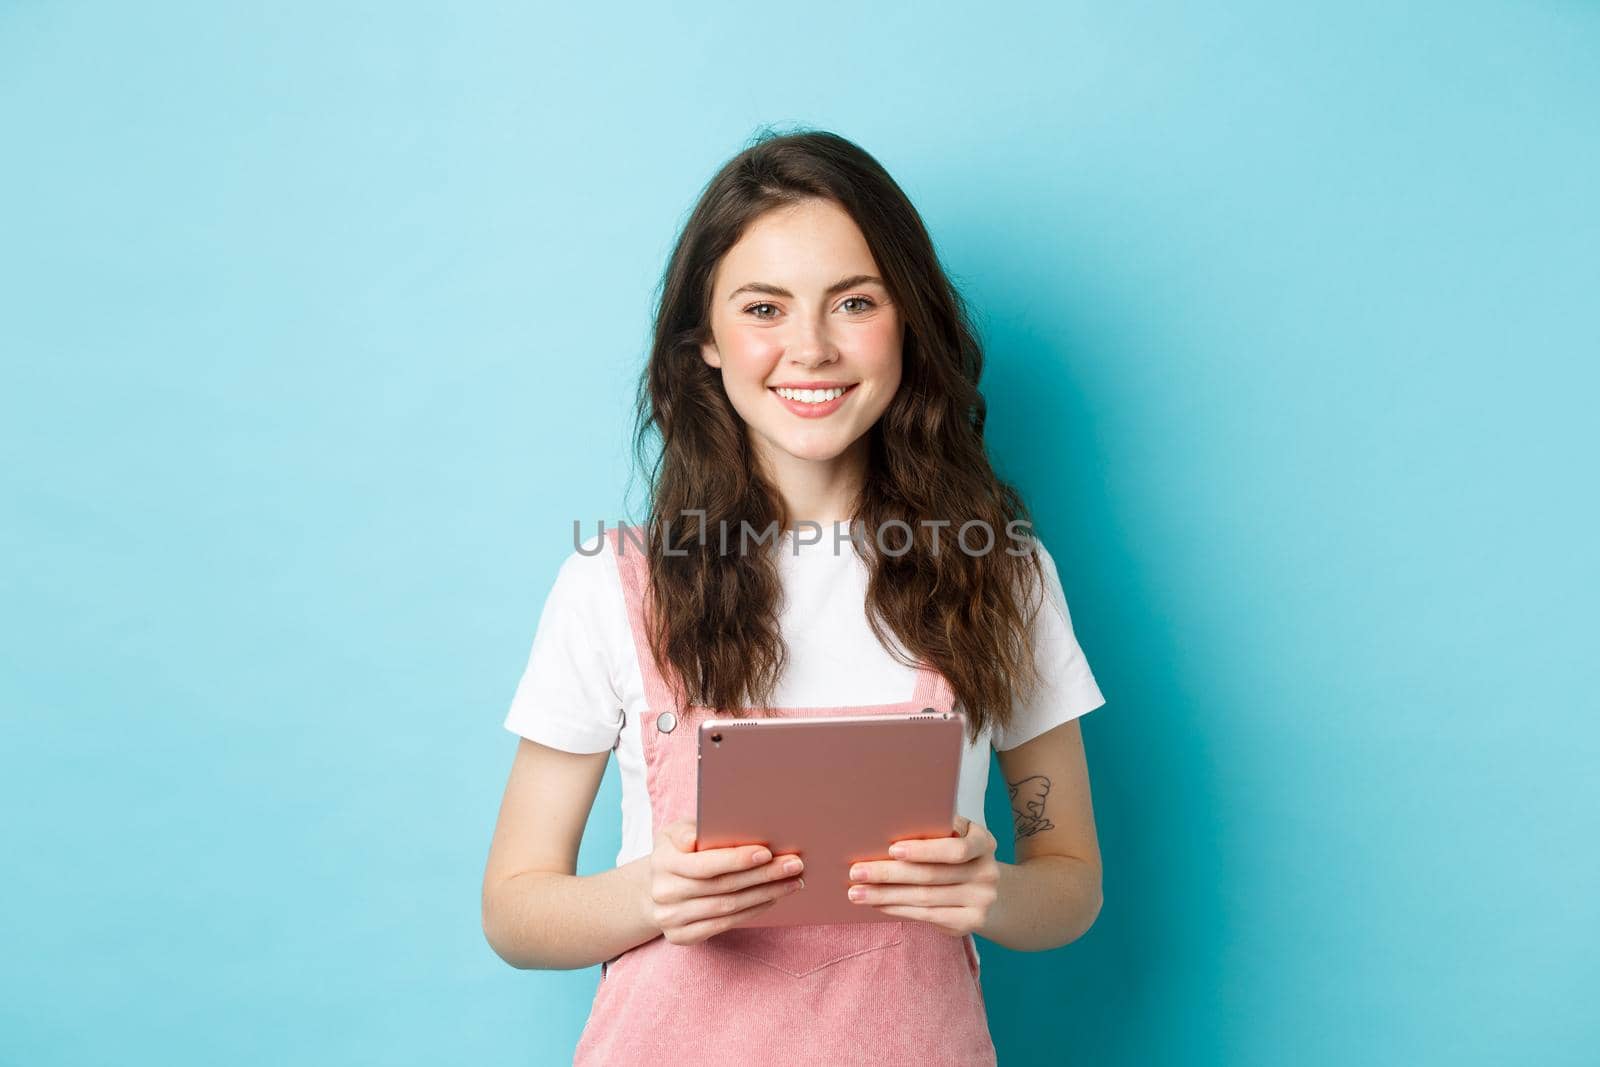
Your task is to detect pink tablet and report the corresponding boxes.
[695,709,967,927]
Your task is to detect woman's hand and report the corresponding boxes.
[846,815,999,937]
[646,818,806,945]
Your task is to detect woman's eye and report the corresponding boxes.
[744,297,874,319]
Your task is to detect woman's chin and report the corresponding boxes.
[754,429,863,466]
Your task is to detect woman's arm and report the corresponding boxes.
[481,737,660,970]
[979,717,1104,951]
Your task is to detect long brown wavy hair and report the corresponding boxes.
[623,126,1049,745]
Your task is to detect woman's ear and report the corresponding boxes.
[700,338,722,370]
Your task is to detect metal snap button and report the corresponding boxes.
[657,711,677,734]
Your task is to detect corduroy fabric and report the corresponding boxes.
[572,525,996,1066]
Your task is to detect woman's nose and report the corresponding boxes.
[786,318,838,367]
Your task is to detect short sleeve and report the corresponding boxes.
[990,539,1107,752]
[501,534,626,754]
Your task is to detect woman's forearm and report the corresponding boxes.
[484,851,1101,966]
[483,855,661,970]
[976,854,1102,951]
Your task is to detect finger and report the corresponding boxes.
[947,822,988,862]
[659,819,697,851]
[668,841,776,880]
[653,820,699,862]
[656,820,772,877]
[666,843,771,879]
[657,854,804,903]
[894,821,992,863]
[849,858,971,885]
[670,897,781,944]
[889,836,970,864]
[678,873,805,925]
[848,881,971,908]
[867,903,974,933]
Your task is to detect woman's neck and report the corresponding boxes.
[756,435,869,531]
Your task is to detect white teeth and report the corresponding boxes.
[774,386,847,403]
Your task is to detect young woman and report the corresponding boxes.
[482,129,1107,1065]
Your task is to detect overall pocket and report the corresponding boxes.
[706,920,905,978]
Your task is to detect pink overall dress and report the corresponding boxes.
[572,525,997,1066]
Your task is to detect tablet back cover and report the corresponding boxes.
[695,710,965,927]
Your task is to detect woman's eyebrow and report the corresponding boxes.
[726,274,884,301]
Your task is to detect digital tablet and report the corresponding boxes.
[695,709,966,927]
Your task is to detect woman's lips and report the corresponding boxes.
[770,384,857,418]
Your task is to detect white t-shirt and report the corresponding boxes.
[502,524,1107,870]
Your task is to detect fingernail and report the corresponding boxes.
[889,846,906,859]
[783,858,803,875]
[848,886,865,901]
[752,849,771,864]
[849,865,866,880]
[793,877,805,891]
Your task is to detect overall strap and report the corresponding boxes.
[912,662,956,712]
[606,524,681,712]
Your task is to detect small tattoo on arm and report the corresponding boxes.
[1008,775,1055,838]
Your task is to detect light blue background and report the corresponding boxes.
[3,3,1596,1064]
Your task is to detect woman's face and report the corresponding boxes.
[700,197,903,475]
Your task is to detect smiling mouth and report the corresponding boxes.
[768,384,857,405]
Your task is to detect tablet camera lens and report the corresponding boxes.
[710,732,722,745]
